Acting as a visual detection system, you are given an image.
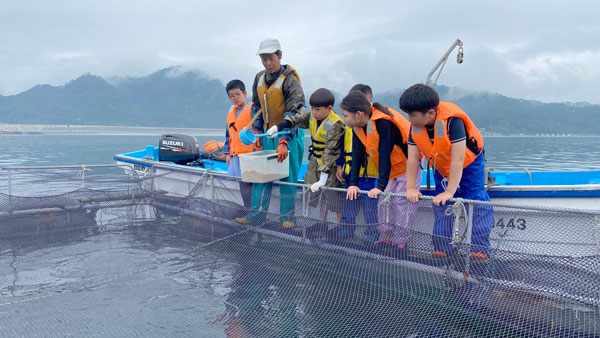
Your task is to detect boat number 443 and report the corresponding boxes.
[492,218,527,230]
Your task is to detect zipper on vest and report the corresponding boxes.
[361,152,368,179]
[426,158,431,189]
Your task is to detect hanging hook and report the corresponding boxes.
[457,47,464,64]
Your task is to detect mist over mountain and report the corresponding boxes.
[375,86,600,135]
[0,67,229,128]
[1,67,598,134]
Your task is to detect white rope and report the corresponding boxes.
[187,170,210,197]
[446,199,467,247]
[378,192,392,224]
[523,167,533,185]
[78,165,91,189]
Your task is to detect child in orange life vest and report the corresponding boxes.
[400,84,494,260]
[336,84,379,242]
[341,91,422,249]
[223,80,254,212]
[267,88,345,215]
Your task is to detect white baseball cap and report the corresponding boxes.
[256,38,281,55]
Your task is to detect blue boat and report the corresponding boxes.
[115,144,600,209]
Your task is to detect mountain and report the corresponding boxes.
[107,67,228,127]
[0,75,144,126]
[375,85,600,135]
[1,68,599,134]
[0,67,230,128]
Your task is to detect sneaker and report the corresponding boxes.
[282,221,295,228]
[374,238,392,245]
[431,250,448,258]
[235,217,250,224]
[470,252,489,261]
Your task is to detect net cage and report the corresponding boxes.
[0,164,599,337]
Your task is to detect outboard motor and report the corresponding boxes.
[158,134,200,165]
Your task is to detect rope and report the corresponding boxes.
[446,199,467,248]
[78,165,91,189]
[378,192,392,224]
[187,170,210,198]
[523,168,533,185]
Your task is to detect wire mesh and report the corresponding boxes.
[0,165,598,337]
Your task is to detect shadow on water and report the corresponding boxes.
[0,208,100,253]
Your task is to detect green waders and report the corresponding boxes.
[247,129,304,224]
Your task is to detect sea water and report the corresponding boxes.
[0,132,599,170]
[0,131,599,337]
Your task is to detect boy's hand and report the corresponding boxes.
[266,126,278,138]
[225,154,231,165]
[254,138,262,151]
[310,172,328,192]
[276,139,289,163]
[310,181,325,192]
[406,188,421,203]
[367,188,382,199]
[346,186,359,200]
[433,191,453,206]
[336,166,344,183]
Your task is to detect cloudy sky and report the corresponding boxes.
[1,0,599,103]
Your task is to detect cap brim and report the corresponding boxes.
[256,48,278,55]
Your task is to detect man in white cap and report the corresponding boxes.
[235,38,305,228]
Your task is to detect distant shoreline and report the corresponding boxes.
[0,123,224,136]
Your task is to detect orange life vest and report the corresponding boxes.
[353,106,411,180]
[226,102,255,155]
[203,141,227,161]
[410,101,484,178]
[342,126,378,177]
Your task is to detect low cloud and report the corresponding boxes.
[508,50,600,83]
[1,0,599,103]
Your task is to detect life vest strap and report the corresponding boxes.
[310,137,325,145]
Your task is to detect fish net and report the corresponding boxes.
[0,164,599,337]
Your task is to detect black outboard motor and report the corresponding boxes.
[158,134,200,165]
